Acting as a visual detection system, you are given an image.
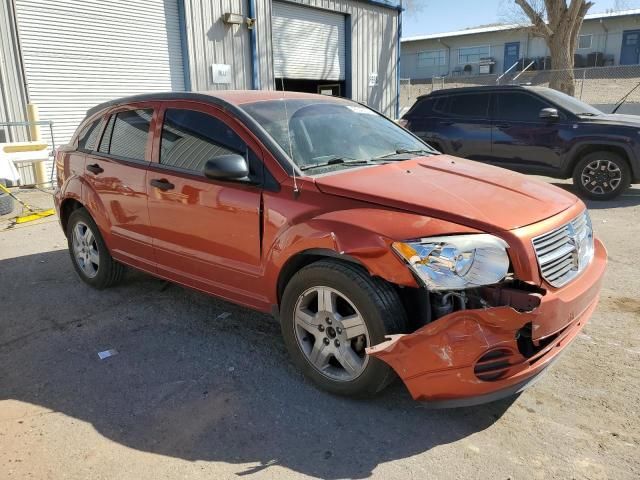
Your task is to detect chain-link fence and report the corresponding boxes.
[400,64,640,115]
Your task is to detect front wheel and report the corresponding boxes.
[280,259,407,397]
[572,151,631,200]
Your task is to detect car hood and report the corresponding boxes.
[584,113,640,126]
[313,155,578,232]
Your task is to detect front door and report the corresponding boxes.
[84,105,156,272]
[503,42,520,72]
[146,103,267,309]
[620,30,640,65]
[491,91,568,173]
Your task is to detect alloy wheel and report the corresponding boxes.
[72,221,100,278]
[293,286,370,381]
[580,159,622,195]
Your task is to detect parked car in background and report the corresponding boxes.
[55,91,606,406]
[400,85,640,200]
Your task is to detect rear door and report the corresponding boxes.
[146,102,267,308]
[438,92,493,160]
[491,90,568,172]
[83,104,156,272]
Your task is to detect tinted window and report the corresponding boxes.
[98,109,152,161]
[408,98,434,117]
[160,109,246,173]
[77,119,103,152]
[495,92,550,122]
[448,93,489,118]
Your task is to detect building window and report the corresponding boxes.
[458,45,491,64]
[417,50,447,67]
[578,34,592,49]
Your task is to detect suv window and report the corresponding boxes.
[448,93,489,118]
[160,109,246,173]
[98,109,152,161]
[409,98,434,117]
[77,118,103,152]
[495,92,551,122]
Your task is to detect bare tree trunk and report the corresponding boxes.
[549,33,576,95]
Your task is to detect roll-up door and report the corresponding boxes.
[14,0,186,154]
[272,2,346,81]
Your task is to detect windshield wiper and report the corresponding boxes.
[300,157,373,171]
[372,148,433,160]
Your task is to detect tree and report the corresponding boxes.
[514,0,593,95]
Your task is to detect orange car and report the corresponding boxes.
[54,91,606,407]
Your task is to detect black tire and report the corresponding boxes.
[572,151,631,200]
[0,191,14,216]
[66,208,125,289]
[280,259,408,397]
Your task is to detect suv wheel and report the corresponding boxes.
[66,208,125,289]
[573,151,631,200]
[280,259,407,397]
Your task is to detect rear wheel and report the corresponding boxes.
[280,259,407,397]
[66,208,125,289]
[573,151,631,200]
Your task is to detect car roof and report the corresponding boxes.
[417,84,547,100]
[85,90,349,117]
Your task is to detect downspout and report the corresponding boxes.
[248,0,260,90]
[438,38,451,76]
[599,19,608,66]
[396,1,402,118]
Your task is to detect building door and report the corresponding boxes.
[272,2,347,95]
[13,0,186,178]
[620,30,640,65]
[503,42,520,72]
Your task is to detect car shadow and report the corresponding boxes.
[0,249,514,479]
[549,182,640,209]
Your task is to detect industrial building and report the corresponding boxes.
[0,0,401,172]
[401,8,640,80]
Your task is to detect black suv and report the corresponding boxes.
[401,85,639,199]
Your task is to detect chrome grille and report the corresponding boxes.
[532,211,594,288]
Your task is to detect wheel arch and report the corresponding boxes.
[59,197,85,236]
[276,249,367,305]
[565,143,634,178]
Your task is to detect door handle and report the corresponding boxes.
[150,178,175,191]
[439,120,454,126]
[86,163,104,175]
[495,123,511,129]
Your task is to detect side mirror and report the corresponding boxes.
[204,154,249,181]
[539,108,559,120]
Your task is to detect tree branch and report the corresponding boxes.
[515,0,553,37]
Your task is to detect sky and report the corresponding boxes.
[402,0,640,38]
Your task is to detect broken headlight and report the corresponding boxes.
[392,234,510,290]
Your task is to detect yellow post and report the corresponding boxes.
[26,103,48,186]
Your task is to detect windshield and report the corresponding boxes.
[533,87,602,116]
[240,99,434,173]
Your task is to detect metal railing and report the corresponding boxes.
[0,120,57,185]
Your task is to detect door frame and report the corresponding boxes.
[503,42,521,72]
[620,29,640,65]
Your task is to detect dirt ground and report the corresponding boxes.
[1,181,639,480]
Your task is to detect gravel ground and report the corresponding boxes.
[0,182,639,480]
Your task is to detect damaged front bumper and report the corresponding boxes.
[367,238,607,407]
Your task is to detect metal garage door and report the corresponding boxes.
[272,2,346,81]
[14,0,186,151]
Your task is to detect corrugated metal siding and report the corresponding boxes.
[14,0,185,151]
[182,0,252,91]
[0,0,28,142]
[272,1,346,80]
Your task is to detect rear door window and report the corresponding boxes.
[408,98,434,117]
[77,118,104,152]
[448,93,490,119]
[98,109,153,161]
[495,92,551,122]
